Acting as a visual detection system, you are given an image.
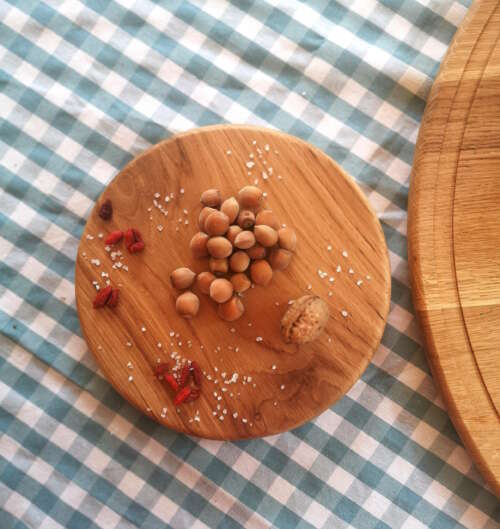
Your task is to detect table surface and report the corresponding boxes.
[0,1,498,529]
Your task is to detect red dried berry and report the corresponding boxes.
[190,362,202,387]
[179,364,191,387]
[105,230,123,245]
[124,228,144,253]
[93,286,112,308]
[174,386,192,405]
[98,199,112,220]
[129,241,145,253]
[154,363,170,377]
[184,388,200,403]
[107,289,119,307]
[163,374,179,392]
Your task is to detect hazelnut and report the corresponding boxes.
[218,296,245,322]
[238,185,263,209]
[220,197,239,224]
[196,271,215,295]
[234,230,256,250]
[170,267,196,290]
[199,206,217,231]
[209,278,233,303]
[207,236,233,258]
[231,273,251,293]
[255,209,280,230]
[254,225,278,247]
[190,232,209,259]
[246,244,267,260]
[278,227,297,251]
[281,295,329,344]
[205,211,229,236]
[200,188,221,208]
[237,210,255,229]
[176,291,200,318]
[250,260,273,286]
[209,257,228,275]
[269,248,293,270]
[230,251,250,272]
[226,225,242,244]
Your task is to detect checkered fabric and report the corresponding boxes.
[1,1,498,528]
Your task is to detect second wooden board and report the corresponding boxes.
[409,0,500,498]
[75,125,390,440]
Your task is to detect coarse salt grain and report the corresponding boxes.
[126,341,132,347]
[366,275,371,280]
[263,192,267,198]
[128,375,134,382]
[306,284,312,290]
[256,336,263,342]
[180,188,185,194]
[341,310,348,318]
[280,384,285,390]
[242,418,248,424]
[154,192,160,198]
[141,326,146,332]
[328,291,333,297]
[329,277,334,283]
[342,250,348,258]
[98,233,103,239]
[246,161,255,169]
[233,412,238,418]
[226,149,231,155]
[127,361,133,369]
[356,280,363,286]
[336,265,342,273]
[272,365,276,370]
[327,245,332,251]
[349,268,354,274]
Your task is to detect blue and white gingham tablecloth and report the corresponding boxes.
[1,1,499,528]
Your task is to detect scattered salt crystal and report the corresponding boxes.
[348,268,354,275]
[280,384,285,390]
[230,327,236,333]
[277,174,283,180]
[274,401,278,406]
[249,153,254,158]
[90,259,100,266]
[272,365,276,370]
[165,196,170,203]
[98,233,103,239]
[327,245,332,251]
[127,361,133,369]
[126,342,132,347]
[248,322,252,327]
[128,375,134,382]
[242,418,248,424]
[246,161,255,169]
[328,337,332,343]
[212,411,217,416]
[262,171,268,180]
[336,265,342,273]
[256,336,263,342]
[179,188,185,194]
[169,331,175,337]
[223,409,227,415]
[329,277,334,283]
[157,225,164,232]
[183,209,188,215]
[366,275,371,280]
[86,234,94,240]
[157,342,162,348]
[264,144,270,151]
[328,291,333,297]
[141,326,146,332]
[154,192,160,198]
[219,415,224,421]
[226,149,232,155]
[252,140,257,145]
[356,279,363,286]
[306,284,312,290]
[233,412,238,419]
[184,219,189,225]
[341,310,348,318]
[263,192,267,198]
[342,250,348,258]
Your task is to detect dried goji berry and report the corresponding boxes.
[163,374,179,392]
[154,363,170,377]
[107,289,119,307]
[190,361,202,387]
[174,386,191,405]
[128,241,145,253]
[179,364,191,387]
[184,388,200,403]
[105,230,123,245]
[124,228,144,253]
[93,285,112,308]
[98,199,112,220]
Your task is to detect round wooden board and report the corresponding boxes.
[408,0,500,497]
[75,125,390,440]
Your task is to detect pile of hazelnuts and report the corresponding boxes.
[171,185,296,322]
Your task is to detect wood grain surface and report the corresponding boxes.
[75,125,390,440]
[408,0,500,497]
